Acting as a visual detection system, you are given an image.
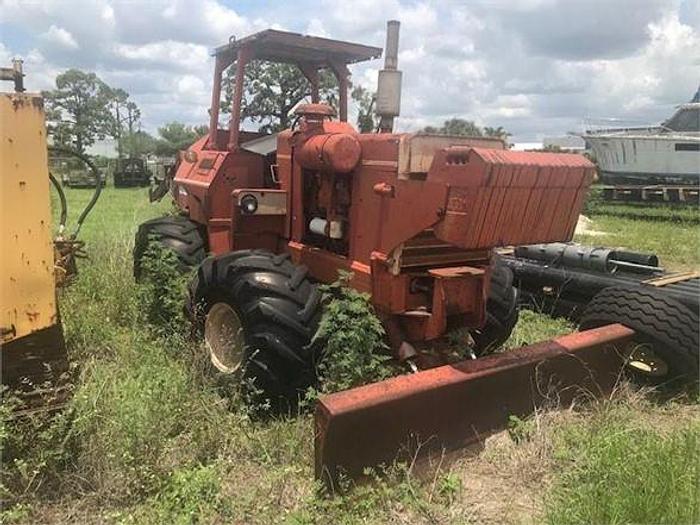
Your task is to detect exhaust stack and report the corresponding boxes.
[377,20,402,133]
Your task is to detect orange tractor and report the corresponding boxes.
[136,23,633,485]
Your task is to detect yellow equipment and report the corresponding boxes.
[0,62,101,409]
[0,89,69,406]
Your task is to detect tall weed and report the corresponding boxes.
[311,272,395,395]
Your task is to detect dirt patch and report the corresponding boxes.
[575,214,606,237]
[447,429,554,524]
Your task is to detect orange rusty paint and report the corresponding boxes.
[296,132,361,173]
[430,147,595,249]
[167,30,596,350]
[315,323,634,487]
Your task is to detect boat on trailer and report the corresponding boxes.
[583,92,699,203]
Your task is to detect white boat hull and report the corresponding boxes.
[585,135,700,184]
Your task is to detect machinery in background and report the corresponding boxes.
[113,157,152,188]
[503,242,699,384]
[59,167,104,188]
[1,63,102,412]
[52,155,106,188]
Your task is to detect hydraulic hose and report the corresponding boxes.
[47,146,103,239]
[48,171,68,234]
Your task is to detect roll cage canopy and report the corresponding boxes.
[208,29,382,151]
[213,29,382,67]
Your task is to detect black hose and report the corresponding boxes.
[47,146,103,239]
[48,171,68,232]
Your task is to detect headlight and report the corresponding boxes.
[240,194,258,215]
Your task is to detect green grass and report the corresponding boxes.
[4,187,461,523]
[504,310,575,350]
[2,186,699,524]
[545,401,700,525]
[577,199,700,271]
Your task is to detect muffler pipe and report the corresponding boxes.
[377,20,402,133]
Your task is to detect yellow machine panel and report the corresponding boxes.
[0,92,57,343]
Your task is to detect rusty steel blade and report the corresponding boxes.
[315,323,634,488]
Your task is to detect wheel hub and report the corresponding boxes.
[204,302,246,374]
[625,342,669,378]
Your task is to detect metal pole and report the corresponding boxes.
[207,59,223,149]
[12,58,24,92]
[384,20,400,70]
[228,47,249,151]
[330,62,349,122]
[338,73,348,122]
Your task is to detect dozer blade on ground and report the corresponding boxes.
[315,324,634,489]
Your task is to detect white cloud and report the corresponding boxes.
[305,18,328,37]
[1,0,697,140]
[112,41,209,69]
[40,25,79,50]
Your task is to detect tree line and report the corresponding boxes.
[43,65,510,158]
[221,61,510,139]
[43,69,207,157]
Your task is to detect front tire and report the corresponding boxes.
[186,251,321,407]
[133,215,206,280]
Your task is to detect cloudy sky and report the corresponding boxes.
[1,0,698,141]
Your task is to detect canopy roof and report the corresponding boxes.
[213,29,382,67]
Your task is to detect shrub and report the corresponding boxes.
[311,272,394,395]
[137,237,190,335]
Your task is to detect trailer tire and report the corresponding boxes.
[133,215,206,280]
[186,251,321,409]
[580,286,699,386]
[472,257,520,355]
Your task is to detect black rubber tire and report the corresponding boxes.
[579,285,699,385]
[133,215,207,280]
[186,250,321,408]
[471,257,520,355]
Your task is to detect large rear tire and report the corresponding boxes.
[579,285,699,386]
[133,215,206,280]
[186,251,321,408]
[471,257,520,355]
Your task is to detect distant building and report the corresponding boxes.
[511,142,543,151]
[87,139,118,158]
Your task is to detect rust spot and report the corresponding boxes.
[26,310,40,323]
[19,180,26,188]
